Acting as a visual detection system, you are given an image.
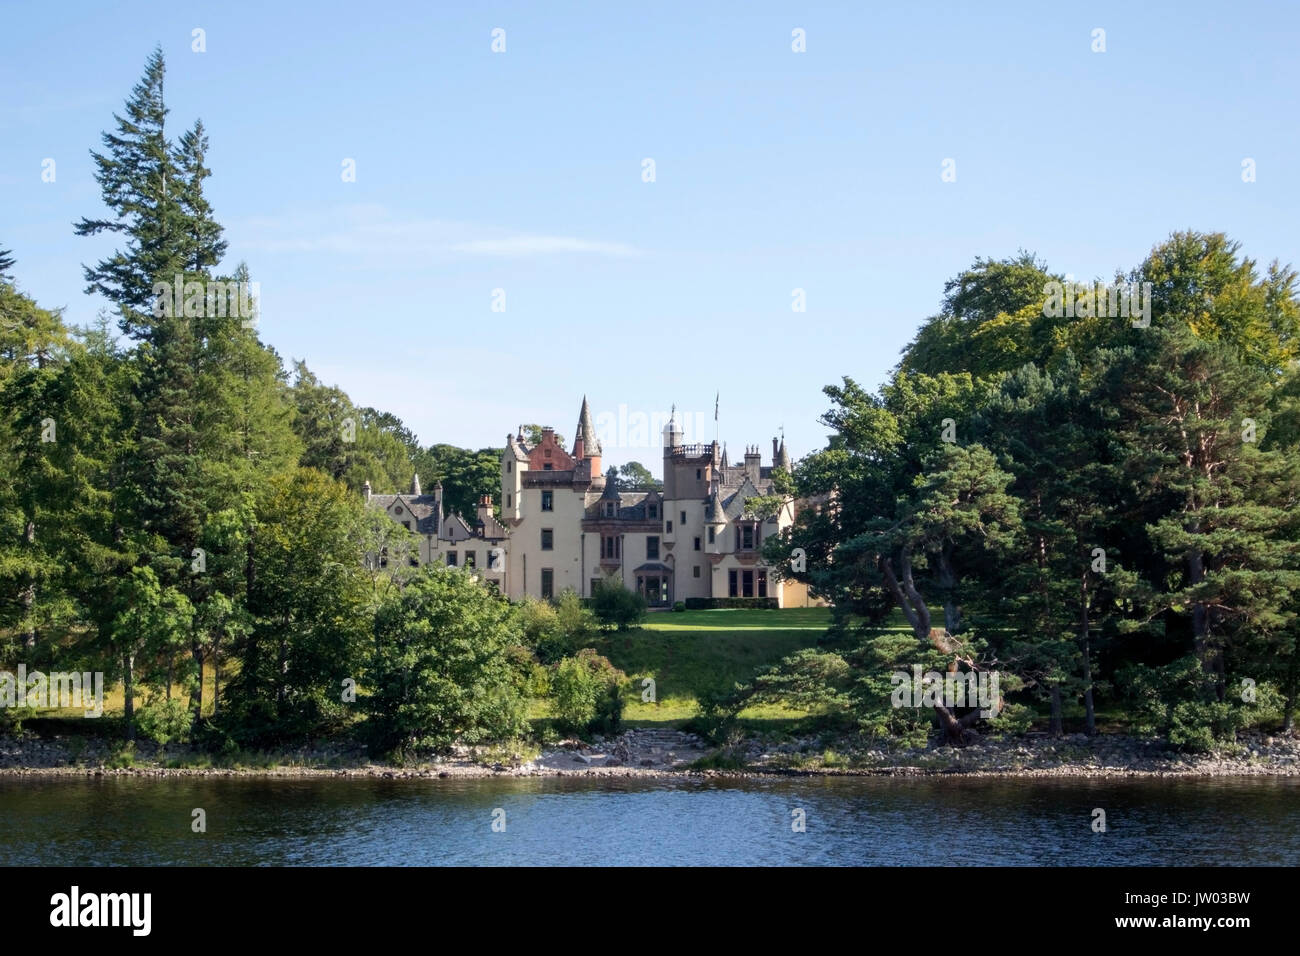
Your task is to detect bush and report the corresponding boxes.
[135,698,192,746]
[591,580,646,630]
[555,589,597,640]
[1119,657,1249,750]
[365,569,529,756]
[683,597,779,610]
[518,591,598,664]
[672,601,686,612]
[551,649,627,734]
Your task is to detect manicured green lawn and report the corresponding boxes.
[589,606,835,725]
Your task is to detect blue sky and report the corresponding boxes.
[4,1,1299,477]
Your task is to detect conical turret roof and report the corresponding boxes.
[576,395,601,456]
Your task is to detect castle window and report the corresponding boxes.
[666,520,672,533]
[680,511,686,524]
[696,469,702,480]
[728,569,737,597]
[541,569,554,600]
[465,552,476,569]
[541,491,553,512]
[541,529,554,550]
[446,551,457,567]
[646,536,659,560]
[507,494,512,509]
[544,448,551,458]
[708,527,716,544]
[487,550,500,570]
[601,535,620,559]
[758,571,768,598]
[404,521,412,530]
[507,461,512,472]
[543,463,553,471]
[648,504,658,519]
[694,537,701,551]
[409,556,419,567]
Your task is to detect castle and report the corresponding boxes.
[365,398,816,608]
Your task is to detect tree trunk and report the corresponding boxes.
[212,633,221,718]
[1049,684,1063,737]
[191,638,205,726]
[123,652,136,741]
[1283,646,1298,735]
[21,520,36,650]
[1080,571,1096,736]
[938,544,960,635]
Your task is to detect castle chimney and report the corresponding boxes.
[744,445,761,482]
[773,437,779,463]
[363,479,372,502]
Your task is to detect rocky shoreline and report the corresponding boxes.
[3,728,1298,781]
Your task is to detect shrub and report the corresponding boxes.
[672,601,686,612]
[1119,657,1250,750]
[551,649,627,734]
[555,589,597,640]
[365,569,529,756]
[518,590,597,664]
[591,580,646,630]
[516,597,564,662]
[683,597,779,610]
[135,698,192,746]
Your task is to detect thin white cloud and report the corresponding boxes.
[233,206,641,260]
[451,237,639,257]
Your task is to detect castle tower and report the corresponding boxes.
[573,395,602,479]
[661,408,685,499]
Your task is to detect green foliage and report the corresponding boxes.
[515,594,595,665]
[551,649,626,734]
[618,461,661,491]
[364,568,528,756]
[135,697,192,746]
[7,59,1300,765]
[591,579,646,630]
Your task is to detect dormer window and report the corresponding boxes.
[648,504,658,519]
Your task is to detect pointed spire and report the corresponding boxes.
[575,395,600,457]
[707,480,728,526]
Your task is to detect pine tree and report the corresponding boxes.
[1115,327,1300,700]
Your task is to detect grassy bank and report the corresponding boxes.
[590,606,839,727]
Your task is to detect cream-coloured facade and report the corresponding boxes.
[367,398,814,608]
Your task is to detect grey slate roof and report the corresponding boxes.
[370,494,440,534]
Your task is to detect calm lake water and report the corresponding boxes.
[1,775,1296,866]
